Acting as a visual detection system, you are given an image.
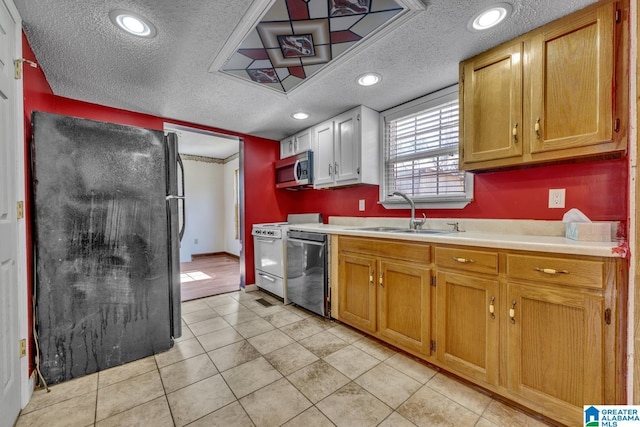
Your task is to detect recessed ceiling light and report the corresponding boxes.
[292,112,309,120]
[468,3,512,31]
[357,73,382,87]
[110,10,156,38]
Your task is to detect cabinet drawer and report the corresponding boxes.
[339,237,430,264]
[435,247,498,275]
[507,254,604,289]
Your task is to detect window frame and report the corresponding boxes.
[379,84,473,209]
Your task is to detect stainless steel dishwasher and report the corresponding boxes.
[286,229,328,317]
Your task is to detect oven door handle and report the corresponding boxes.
[255,237,277,243]
[258,273,276,282]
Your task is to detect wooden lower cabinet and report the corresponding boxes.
[335,236,623,426]
[378,260,430,354]
[337,237,431,355]
[435,271,499,386]
[506,281,606,425]
[338,253,376,334]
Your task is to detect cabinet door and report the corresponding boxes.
[461,41,523,166]
[334,110,360,185]
[313,120,335,187]
[435,271,499,386]
[378,260,430,354]
[506,282,605,424]
[280,136,294,158]
[338,253,377,333]
[295,128,312,154]
[529,4,614,154]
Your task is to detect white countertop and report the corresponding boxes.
[287,218,627,258]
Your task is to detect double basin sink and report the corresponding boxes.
[352,226,455,235]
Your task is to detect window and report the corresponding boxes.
[380,85,473,209]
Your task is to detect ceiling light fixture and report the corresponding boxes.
[110,10,156,38]
[468,3,512,31]
[356,73,382,87]
[292,112,309,120]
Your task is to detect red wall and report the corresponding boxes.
[276,158,628,222]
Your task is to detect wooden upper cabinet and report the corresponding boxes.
[461,41,523,164]
[529,4,615,154]
[460,0,626,171]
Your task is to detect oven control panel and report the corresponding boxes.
[252,225,284,239]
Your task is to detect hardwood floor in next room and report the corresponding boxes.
[181,254,240,301]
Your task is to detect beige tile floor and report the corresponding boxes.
[16,290,551,427]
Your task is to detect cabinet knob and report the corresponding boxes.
[534,267,569,275]
[512,122,518,142]
[535,118,541,139]
[452,257,475,264]
[489,296,495,319]
[509,300,516,324]
[369,269,374,284]
[379,272,384,287]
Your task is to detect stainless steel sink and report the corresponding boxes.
[352,226,406,232]
[352,226,455,234]
[390,229,455,234]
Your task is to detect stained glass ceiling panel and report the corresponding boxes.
[219,0,406,94]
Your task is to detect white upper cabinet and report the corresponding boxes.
[312,105,379,189]
[280,128,312,158]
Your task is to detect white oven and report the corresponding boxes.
[252,223,287,299]
[252,213,322,302]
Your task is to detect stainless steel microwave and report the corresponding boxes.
[275,150,313,189]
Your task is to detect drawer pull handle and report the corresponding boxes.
[452,257,475,264]
[489,296,495,319]
[535,118,541,139]
[379,272,384,287]
[512,122,518,142]
[509,300,516,324]
[534,267,569,275]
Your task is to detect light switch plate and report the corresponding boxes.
[548,189,566,209]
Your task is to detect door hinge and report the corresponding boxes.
[430,340,436,351]
[17,201,24,219]
[13,58,38,80]
[19,339,26,357]
[615,8,621,23]
[614,118,620,133]
[430,276,436,286]
[604,308,612,325]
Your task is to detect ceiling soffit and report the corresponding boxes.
[210,0,427,95]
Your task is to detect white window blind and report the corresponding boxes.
[380,85,473,208]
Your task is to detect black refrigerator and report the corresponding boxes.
[31,112,184,385]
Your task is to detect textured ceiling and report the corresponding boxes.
[15,0,598,141]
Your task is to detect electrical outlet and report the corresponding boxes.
[548,189,566,209]
[358,199,365,211]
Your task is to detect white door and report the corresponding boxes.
[0,0,22,425]
[334,109,360,185]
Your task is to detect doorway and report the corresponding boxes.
[164,124,242,301]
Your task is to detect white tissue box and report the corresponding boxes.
[566,222,614,242]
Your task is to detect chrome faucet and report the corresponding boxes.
[390,191,426,230]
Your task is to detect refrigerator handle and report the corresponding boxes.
[177,154,186,241]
